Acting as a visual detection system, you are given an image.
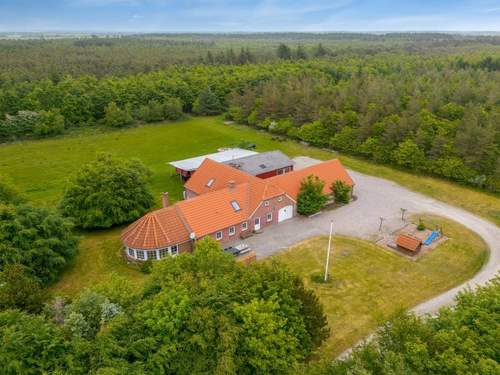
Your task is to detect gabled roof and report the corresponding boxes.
[223,151,293,175]
[169,148,257,172]
[396,234,422,252]
[122,157,354,250]
[185,158,256,195]
[121,206,190,250]
[177,183,251,238]
[269,159,354,200]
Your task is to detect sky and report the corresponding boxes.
[1,0,500,32]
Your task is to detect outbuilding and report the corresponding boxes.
[396,234,423,253]
[223,150,294,179]
[169,148,258,180]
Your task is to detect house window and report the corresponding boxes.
[206,178,215,187]
[267,212,273,222]
[216,231,223,240]
[159,248,169,258]
[229,226,236,236]
[241,221,248,231]
[231,200,241,212]
[127,248,135,258]
[170,245,178,255]
[264,200,269,207]
[278,196,283,202]
[255,217,260,226]
[147,250,157,260]
[136,250,145,260]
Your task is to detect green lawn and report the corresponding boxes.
[52,227,148,296]
[0,116,496,296]
[1,116,498,224]
[273,215,488,359]
[0,117,331,207]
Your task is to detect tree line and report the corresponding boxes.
[1,52,498,191]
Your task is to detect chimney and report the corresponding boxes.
[228,180,236,190]
[162,192,170,208]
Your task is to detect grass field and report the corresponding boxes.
[1,116,498,224]
[0,116,496,296]
[273,215,488,358]
[53,227,148,296]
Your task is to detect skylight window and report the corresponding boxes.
[206,178,215,187]
[259,164,267,169]
[231,200,241,212]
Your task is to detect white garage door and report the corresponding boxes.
[278,205,293,222]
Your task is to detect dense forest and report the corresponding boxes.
[1,34,499,192]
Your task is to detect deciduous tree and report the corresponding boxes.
[59,153,155,229]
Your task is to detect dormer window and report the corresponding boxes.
[206,178,215,187]
[231,200,241,212]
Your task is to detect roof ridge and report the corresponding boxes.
[152,211,170,247]
[175,204,193,237]
[122,211,150,244]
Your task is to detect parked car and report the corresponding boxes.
[224,243,250,257]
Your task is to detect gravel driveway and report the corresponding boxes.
[241,157,500,315]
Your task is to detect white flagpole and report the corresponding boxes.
[324,220,334,282]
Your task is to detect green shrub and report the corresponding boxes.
[140,259,154,274]
[417,219,425,231]
[297,175,327,216]
[331,180,351,204]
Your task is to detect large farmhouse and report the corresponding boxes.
[121,155,354,261]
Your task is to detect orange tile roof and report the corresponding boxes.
[177,182,251,237]
[396,234,422,252]
[121,157,354,250]
[121,206,190,250]
[185,158,256,195]
[269,159,353,200]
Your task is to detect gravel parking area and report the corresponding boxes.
[238,156,500,315]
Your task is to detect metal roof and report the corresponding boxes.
[223,151,293,175]
[169,148,258,172]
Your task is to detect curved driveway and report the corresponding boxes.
[243,161,500,315]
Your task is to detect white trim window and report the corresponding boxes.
[264,200,269,207]
[241,221,248,231]
[278,196,283,202]
[216,231,223,240]
[136,250,145,260]
[127,248,135,258]
[267,212,273,222]
[159,248,169,258]
[171,245,178,255]
[229,226,236,236]
[147,250,157,260]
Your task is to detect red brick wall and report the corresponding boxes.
[208,219,249,243]
[256,166,293,179]
[204,194,295,245]
[179,241,194,253]
[250,194,295,231]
